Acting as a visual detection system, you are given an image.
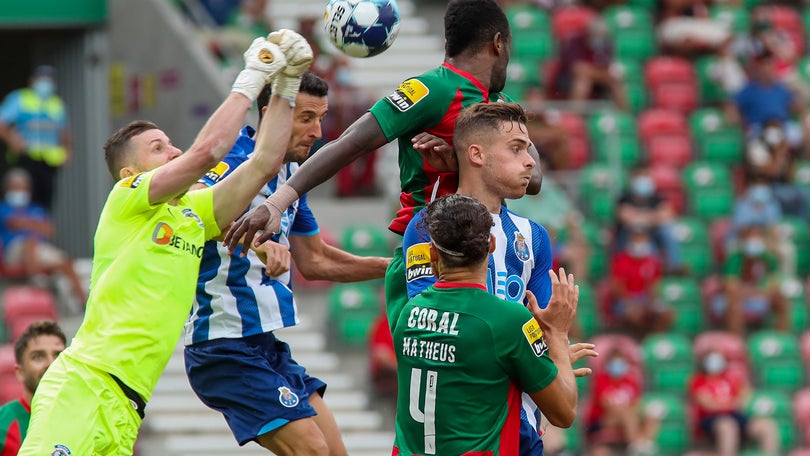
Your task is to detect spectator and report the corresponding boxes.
[552,18,628,110]
[523,89,574,170]
[615,162,681,272]
[0,320,66,455]
[607,228,673,339]
[657,0,733,57]
[745,119,809,218]
[0,169,86,307]
[726,52,810,154]
[689,350,780,456]
[585,348,659,456]
[711,224,789,336]
[0,65,71,211]
[368,310,397,400]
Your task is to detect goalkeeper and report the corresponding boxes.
[18,31,313,456]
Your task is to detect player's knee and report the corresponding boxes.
[257,422,329,456]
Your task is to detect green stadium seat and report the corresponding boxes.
[746,389,796,449]
[627,0,656,9]
[506,6,554,60]
[743,0,763,8]
[689,108,743,164]
[747,331,804,392]
[625,78,648,113]
[791,160,810,192]
[682,162,734,220]
[576,282,600,338]
[671,217,713,276]
[328,283,380,345]
[642,332,695,392]
[642,392,690,454]
[780,277,809,334]
[695,56,726,106]
[710,5,750,34]
[587,109,641,165]
[778,217,810,276]
[657,277,705,334]
[579,163,626,225]
[340,224,391,257]
[604,6,657,61]
[581,220,610,280]
[505,57,543,101]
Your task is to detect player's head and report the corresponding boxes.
[104,120,182,180]
[14,320,66,398]
[444,0,511,92]
[257,71,329,164]
[424,194,494,274]
[454,103,534,200]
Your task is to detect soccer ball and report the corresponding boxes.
[324,0,401,58]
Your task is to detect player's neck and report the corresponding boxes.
[436,262,488,286]
[456,183,501,214]
[445,55,491,90]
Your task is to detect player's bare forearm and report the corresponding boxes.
[527,143,543,195]
[290,234,390,282]
[530,331,578,427]
[285,112,388,195]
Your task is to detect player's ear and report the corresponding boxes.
[493,32,505,55]
[119,166,136,180]
[488,233,496,254]
[468,144,484,167]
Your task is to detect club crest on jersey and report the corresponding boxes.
[513,232,530,262]
[278,386,299,408]
[119,172,145,188]
[182,208,205,228]
[522,318,548,357]
[51,444,72,456]
[405,242,432,282]
[204,161,230,183]
[385,79,429,112]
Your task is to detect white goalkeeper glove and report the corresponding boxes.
[267,29,314,107]
[231,37,286,102]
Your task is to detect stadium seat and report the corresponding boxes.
[760,5,805,55]
[682,161,734,220]
[794,387,810,447]
[581,220,610,280]
[603,5,657,61]
[625,78,649,113]
[650,165,686,215]
[551,6,596,40]
[671,217,713,276]
[642,392,690,454]
[644,57,699,113]
[779,216,810,276]
[694,56,727,106]
[709,217,732,266]
[642,332,694,393]
[792,160,810,193]
[780,277,809,334]
[710,5,750,34]
[506,6,555,61]
[658,276,705,335]
[558,112,590,169]
[747,330,804,392]
[638,109,693,168]
[745,389,797,449]
[627,0,656,9]
[1,286,57,326]
[801,330,810,375]
[575,282,600,339]
[340,224,390,258]
[504,57,543,101]
[689,108,743,165]
[586,108,641,165]
[327,282,380,345]
[578,162,626,225]
[0,375,23,404]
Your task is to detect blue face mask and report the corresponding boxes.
[703,352,727,375]
[606,358,628,378]
[32,78,55,99]
[631,177,654,197]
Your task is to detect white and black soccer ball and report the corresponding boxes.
[324,0,401,58]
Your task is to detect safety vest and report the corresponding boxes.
[18,88,68,167]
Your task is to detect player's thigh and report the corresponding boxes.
[308,392,348,456]
[256,417,329,456]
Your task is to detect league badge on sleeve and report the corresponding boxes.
[405,242,432,282]
[522,318,548,357]
[278,386,300,408]
[385,79,429,112]
[204,161,230,183]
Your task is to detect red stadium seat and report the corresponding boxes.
[788,449,810,456]
[801,331,810,372]
[645,57,696,86]
[558,112,590,169]
[638,109,690,141]
[645,58,698,113]
[589,333,642,371]
[1,286,58,324]
[758,6,805,55]
[651,82,699,114]
[0,344,14,373]
[0,375,23,403]
[650,165,686,214]
[551,6,597,40]
[638,109,693,168]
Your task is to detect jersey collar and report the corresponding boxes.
[442,62,490,99]
[434,281,487,291]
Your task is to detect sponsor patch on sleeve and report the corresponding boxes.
[385,79,429,112]
[119,172,145,188]
[405,242,432,282]
[204,161,230,183]
[522,318,548,357]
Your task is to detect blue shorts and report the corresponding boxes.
[700,412,748,438]
[184,332,327,446]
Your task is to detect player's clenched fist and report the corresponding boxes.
[231,37,286,102]
[266,29,314,106]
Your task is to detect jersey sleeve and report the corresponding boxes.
[110,170,159,218]
[184,186,221,240]
[197,148,248,188]
[0,92,20,124]
[289,193,319,236]
[528,223,553,308]
[368,76,453,142]
[402,209,436,298]
[495,304,559,394]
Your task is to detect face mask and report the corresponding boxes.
[631,177,654,197]
[32,78,55,99]
[703,352,727,374]
[606,358,628,378]
[763,126,784,147]
[748,185,772,204]
[628,241,652,258]
[5,190,30,208]
[743,237,766,257]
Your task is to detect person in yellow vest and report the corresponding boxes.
[0,65,72,211]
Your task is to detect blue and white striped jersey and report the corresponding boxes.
[183,127,319,346]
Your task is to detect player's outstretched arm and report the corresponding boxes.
[223,112,389,253]
[289,233,391,282]
[149,38,286,205]
[526,268,579,428]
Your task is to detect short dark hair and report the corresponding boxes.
[14,320,66,364]
[453,102,527,156]
[103,120,159,179]
[256,71,329,117]
[423,194,492,268]
[444,0,510,58]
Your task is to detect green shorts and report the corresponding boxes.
[384,246,408,324]
[18,353,141,456]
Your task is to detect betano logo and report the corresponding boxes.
[152,222,174,245]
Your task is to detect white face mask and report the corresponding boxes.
[628,241,653,258]
[32,78,55,99]
[703,352,727,374]
[5,190,30,208]
[631,176,654,197]
[763,126,784,147]
[743,237,766,257]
